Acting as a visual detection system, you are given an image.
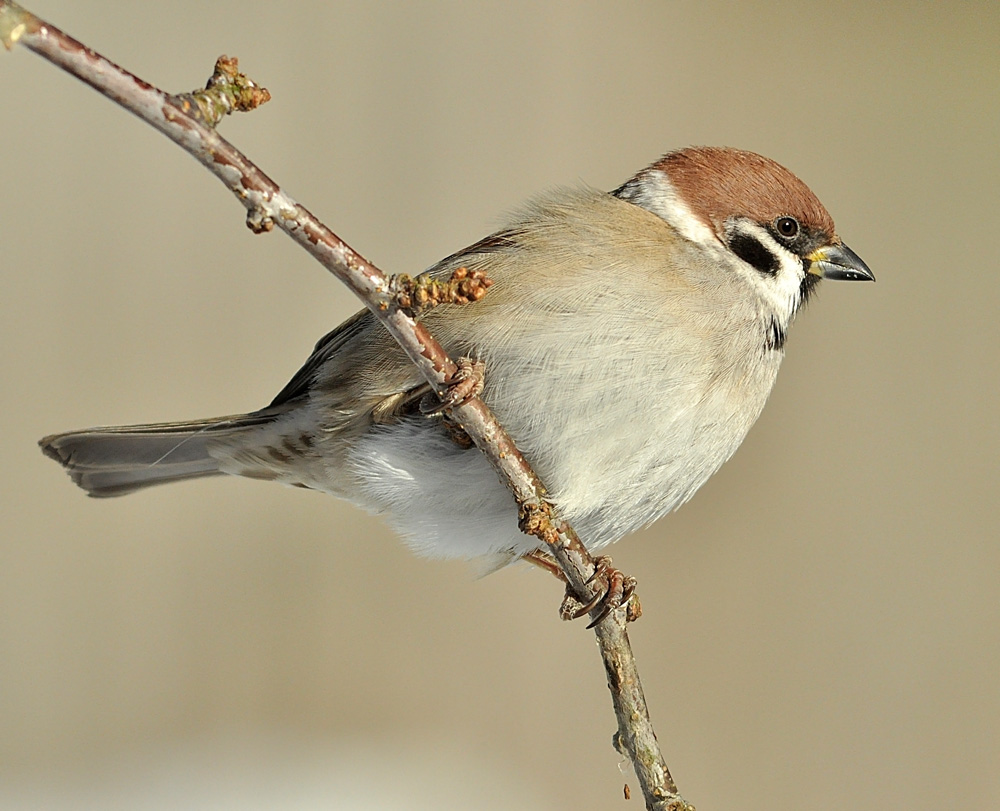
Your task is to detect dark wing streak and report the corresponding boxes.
[429,229,521,271]
[266,228,523,411]
[266,309,373,408]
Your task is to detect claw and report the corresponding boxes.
[585,555,611,585]
[569,588,606,619]
[585,565,627,629]
[620,577,636,607]
[558,556,638,628]
[421,357,485,416]
[586,603,616,630]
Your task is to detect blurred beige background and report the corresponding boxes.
[2,1,998,809]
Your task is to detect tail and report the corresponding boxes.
[39,413,276,498]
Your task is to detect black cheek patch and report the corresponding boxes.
[728,232,780,276]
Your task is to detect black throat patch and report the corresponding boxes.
[765,315,787,351]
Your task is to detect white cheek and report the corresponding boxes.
[725,220,804,323]
[775,254,807,313]
[767,246,807,319]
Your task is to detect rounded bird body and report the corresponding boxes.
[40,148,873,570]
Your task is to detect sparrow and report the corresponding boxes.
[40,146,873,571]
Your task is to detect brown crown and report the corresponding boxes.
[655,147,836,239]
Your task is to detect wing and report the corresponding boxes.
[264,228,525,414]
[266,309,373,408]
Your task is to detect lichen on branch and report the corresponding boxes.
[388,267,494,315]
[171,55,271,129]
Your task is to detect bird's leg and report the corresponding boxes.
[521,548,567,581]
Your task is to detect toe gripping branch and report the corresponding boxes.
[520,510,640,629]
[562,556,639,629]
[389,266,491,419]
[422,357,486,417]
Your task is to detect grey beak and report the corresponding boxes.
[808,243,875,282]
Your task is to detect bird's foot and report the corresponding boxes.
[563,556,639,628]
[421,357,485,416]
[524,551,639,628]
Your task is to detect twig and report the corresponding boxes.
[0,3,691,808]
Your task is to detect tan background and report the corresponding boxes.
[2,2,998,809]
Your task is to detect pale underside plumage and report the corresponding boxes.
[42,180,797,570]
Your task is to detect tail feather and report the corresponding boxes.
[39,413,274,498]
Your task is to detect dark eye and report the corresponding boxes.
[775,216,799,239]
